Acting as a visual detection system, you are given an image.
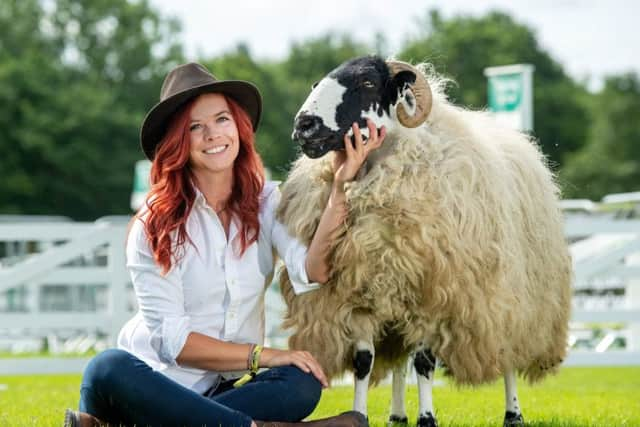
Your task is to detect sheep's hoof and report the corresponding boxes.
[388,414,408,426]
[417,413,438,427]
[503,411,524,427]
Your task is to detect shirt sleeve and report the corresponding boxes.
[264,184,321,295]
[126,217,192,365]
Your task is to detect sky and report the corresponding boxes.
[149,0,639,91]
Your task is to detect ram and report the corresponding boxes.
[277,55,572,427]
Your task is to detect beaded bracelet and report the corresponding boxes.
[234,344,263,388]
[246,343,256,370]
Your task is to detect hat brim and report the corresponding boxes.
[140,80,262,160]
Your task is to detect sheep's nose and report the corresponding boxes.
[293,114,321,140]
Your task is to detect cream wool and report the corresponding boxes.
[277,64,572,389]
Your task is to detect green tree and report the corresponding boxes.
[399,10,590,168]
[0,0,63,214]
[0,0,182,219]
[560,73,640,199]
[47,0,183,105]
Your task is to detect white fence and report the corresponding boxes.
[0,218,132,374]
[563,212,640,365]
[0,209,639,375]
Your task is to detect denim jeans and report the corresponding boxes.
[79,349,322,427]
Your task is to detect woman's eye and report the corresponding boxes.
[189,123,201,131]
[217,116,230,123]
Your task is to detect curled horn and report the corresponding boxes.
[386,60,432,128]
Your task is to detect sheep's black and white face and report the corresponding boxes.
[292,56,418,159]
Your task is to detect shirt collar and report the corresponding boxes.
[192,182,208,209]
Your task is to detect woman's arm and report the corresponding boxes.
[176,332,329,387]
[305,120,386,283]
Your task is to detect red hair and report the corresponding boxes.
[140,95,265,274]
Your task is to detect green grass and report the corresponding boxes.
[312,367,640,426]
[0,367,638,426]
[0,374,80,426]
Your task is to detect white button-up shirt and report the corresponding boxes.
[117,181,319,394]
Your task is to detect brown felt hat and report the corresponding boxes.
[140,62,262,160]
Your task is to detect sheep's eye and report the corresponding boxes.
[311,81,319,89]
[362,80,374,88]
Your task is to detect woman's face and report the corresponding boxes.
[188,93,240,175]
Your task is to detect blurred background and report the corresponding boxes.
[0,0,639,372]
[1,0,639,219]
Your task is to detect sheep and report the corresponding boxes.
[276,55,572,427]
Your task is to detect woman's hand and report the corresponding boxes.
[303,120,386,283]
[260,348,329,388]
[333,119,386,185]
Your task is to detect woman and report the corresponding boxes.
[65,62,385,427]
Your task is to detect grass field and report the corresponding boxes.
[0,367,638,426]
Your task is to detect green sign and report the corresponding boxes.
[484,64,534,131]
[131,160,151,211]
[488,73,523,112]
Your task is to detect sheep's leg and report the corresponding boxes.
[414,347,438,427]
[388,362,408,425]
[503,370,524,426]
[353,340,374,416]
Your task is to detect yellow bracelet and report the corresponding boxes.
[250,345,263,371]
[233,345,263,388]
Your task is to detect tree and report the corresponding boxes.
[0,0,63,214]
[0,0,183,219]
[399,10,590,168]
[47,0,183,105]
[560,73,640,199]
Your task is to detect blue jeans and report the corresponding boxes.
[79,349,322,427]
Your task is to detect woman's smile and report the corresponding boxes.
[203,144,229,155]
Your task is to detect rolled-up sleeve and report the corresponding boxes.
[126,218,191,365]
[265,186,321,295]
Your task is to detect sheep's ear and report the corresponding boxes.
[386,70,415,103]
[393,70,417,88]
[397,75,419,119]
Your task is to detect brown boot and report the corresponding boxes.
[63,409,108,427]
[256,410,367,427]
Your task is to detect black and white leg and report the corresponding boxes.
[353,340,374,416]
[414,347,438,427]
[388,361,408,425]
[503,370,524,427]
